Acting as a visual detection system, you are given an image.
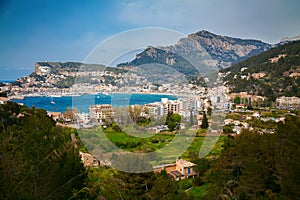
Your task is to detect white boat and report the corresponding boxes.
[50,97,55,105]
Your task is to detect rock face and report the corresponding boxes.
[118,30,272,74]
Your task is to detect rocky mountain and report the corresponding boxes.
[221,40,300,101]
[118,30,272,74]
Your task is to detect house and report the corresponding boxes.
[251,72,266,79]
[170,159,197,180]
[79,152,100,167]
[269,54,286,63]
[153,159,198,181]
[252,112,260,118]
[276,96,300,110]
[47,111,62,122]
[153,163,176,174]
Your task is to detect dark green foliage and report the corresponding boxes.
[136,116,151,126]
[233,96,241,104]
[204,116,300,199]
[0,102,87,200]
[200,111,209,129]
[275,116,300,198]
[191,158,211,177]
[207,106,212,116]
[87,168,190,200]
[55,76,75,88]
[165,112,182,131]
[111,122,122,132]
[0,91,7,97]
[223,125,234,134]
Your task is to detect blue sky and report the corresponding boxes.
[1,0,300,80]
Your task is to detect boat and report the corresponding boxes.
[50,97,55,105]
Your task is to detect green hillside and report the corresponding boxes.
[221,41,300,101]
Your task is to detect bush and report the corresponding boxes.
[193,177,204,186]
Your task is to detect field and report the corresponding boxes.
[78,125,225,165]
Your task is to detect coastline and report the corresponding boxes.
[9,91,197,100]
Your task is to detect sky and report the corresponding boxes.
[1,0,300,80]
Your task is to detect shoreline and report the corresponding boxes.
[9,91,197,100]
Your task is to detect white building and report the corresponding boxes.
[89,104,114,122]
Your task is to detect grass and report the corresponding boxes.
[186,184,208,199]
[104,128,175,152]
[178,178,193,192]
[78,126,225,166]
[181,136,225,159]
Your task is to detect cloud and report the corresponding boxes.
[84,27,186,66]
[117,0,300,43]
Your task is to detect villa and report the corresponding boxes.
[79,152,100,167]
[153,159,198,181]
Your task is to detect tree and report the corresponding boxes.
[129,105,143,123]
[233,96,241,104]
[200,111,209,129]
[0,103,87,200]
[63,107,79,123]
[204,117,300,200]
[207,106,212,116]
[275,116,300,199]
[165,112,181,132]
[189,110,194,126]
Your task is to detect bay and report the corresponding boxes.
[12,93,177,113]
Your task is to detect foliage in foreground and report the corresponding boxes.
[0,102,87,200]
[1,101,299,199]
[204,115,300,199]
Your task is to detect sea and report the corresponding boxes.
[0,80,15,83]
[12,93,177,113]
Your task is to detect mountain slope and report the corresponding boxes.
[221,40,300,100]
[118,30,272,74]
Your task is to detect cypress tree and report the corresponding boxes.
[201,111,209,129]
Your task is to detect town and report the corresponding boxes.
[1,62,300,177]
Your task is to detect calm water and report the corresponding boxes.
[12,93,177,113]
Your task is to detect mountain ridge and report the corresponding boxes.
[118,30,272,74]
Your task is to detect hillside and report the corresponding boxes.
[118,30,271,74]
[118,46,198,75]
[34,61,124,75]
[221,40,300,101]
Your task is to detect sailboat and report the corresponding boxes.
[50,97,55,105]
